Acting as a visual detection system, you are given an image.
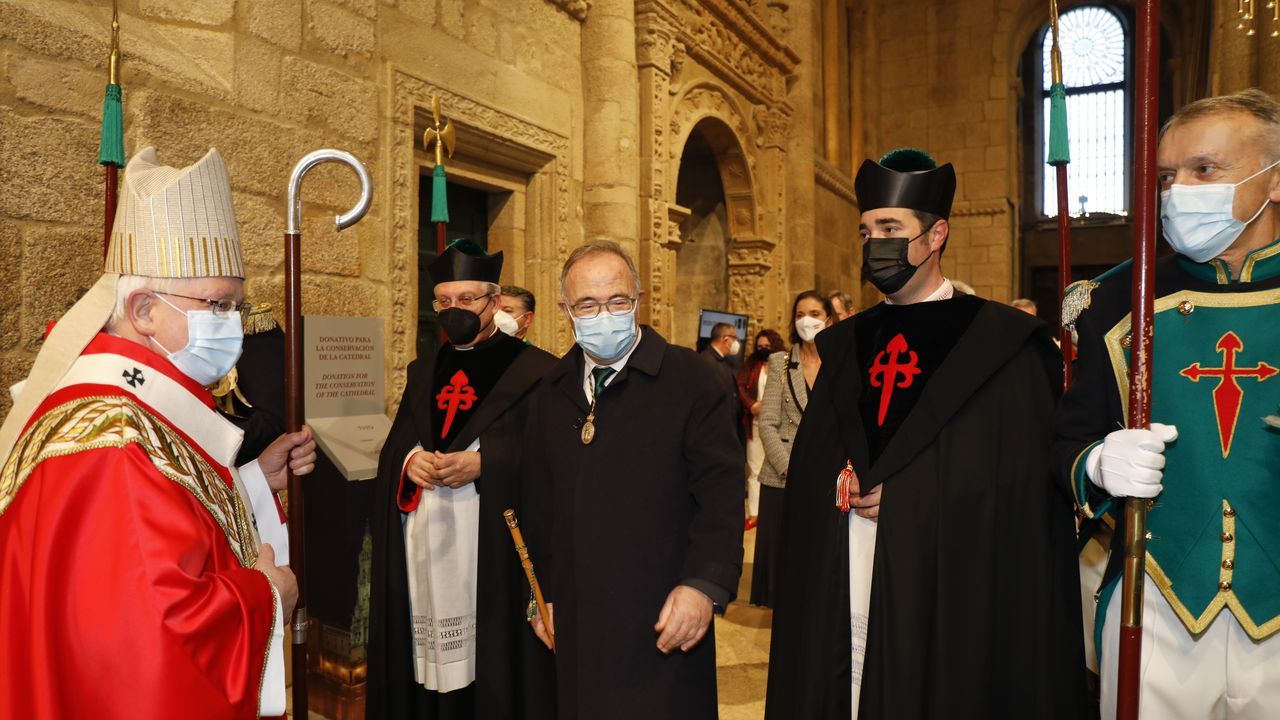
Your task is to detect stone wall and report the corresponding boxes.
[0,0,585,414]
[10,0,1247,419]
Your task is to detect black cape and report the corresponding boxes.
[765,298,1087,720]
[367,333,558,719]
[523,328,744,720]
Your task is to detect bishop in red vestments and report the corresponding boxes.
[0,147,315,719]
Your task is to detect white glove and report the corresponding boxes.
[1085,423,1178,499]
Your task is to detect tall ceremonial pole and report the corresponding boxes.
[283,150,373,716]
[1046,0,1074,386]
[98,1,125,256]
[423,94,456,254]
[1118,0,1161,716]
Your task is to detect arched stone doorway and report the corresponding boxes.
[671,115,758,348]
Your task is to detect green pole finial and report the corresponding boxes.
[99,83,125,167]
[430,164,450,224]
[1047,82,1071,166]
[98,3,124,167]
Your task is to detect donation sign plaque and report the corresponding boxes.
[304,316,391,480]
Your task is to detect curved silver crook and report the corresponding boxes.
[286,149,373,234]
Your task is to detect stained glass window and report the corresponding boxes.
[1041,6,1127,217]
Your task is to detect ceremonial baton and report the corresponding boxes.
[1047,0,1074,386]
[283,150,373,716]
[1118,0,1161,717]
[503,508,555,651]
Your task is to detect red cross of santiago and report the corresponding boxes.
[435,370,477,439]
[1179,330,1277,458]
[869,333,921,426]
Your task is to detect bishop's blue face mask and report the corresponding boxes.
[150,294,244,387]
[1161,159,1280,263]
[572,308,637,363]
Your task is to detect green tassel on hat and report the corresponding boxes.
[1047,82,1071,166]
[430,163,450,224]
[98,83,125,167]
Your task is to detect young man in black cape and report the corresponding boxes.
[764,149,1087,719]
[367,240,558,719]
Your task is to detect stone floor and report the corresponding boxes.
[715,527,771,720]
[294,528,773,719]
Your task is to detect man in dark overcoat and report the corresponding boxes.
[524,240,744,720]
[368,240,558,719]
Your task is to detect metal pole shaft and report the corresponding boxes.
[1118,0,1160,716]
[285,230,309,718]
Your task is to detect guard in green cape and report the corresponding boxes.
[1054,89,1280,719]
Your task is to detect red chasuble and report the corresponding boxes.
[0,334,279,719]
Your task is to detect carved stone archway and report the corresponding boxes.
[635,0,797,338]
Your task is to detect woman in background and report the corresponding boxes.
[739,328,786,531]
[751,291,833,607]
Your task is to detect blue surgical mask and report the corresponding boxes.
[572,309,637,363]
[150,295,244,386]
[1161,159,1280,263]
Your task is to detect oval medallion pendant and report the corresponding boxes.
[581,420,596,445]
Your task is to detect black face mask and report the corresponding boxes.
[438,297,491,346]
[860,225,936,295]
[751,347,772,362]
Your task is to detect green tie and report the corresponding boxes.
[591,366,616,401]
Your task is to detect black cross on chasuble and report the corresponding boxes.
[854,294,983,465]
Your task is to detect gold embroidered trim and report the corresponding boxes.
[1071,443,1098,518]
[1145,500,1280,640]
[0,395,258,567]
[1103,287,1280,419]
[1239,241,1280,283]
[253,567,279,716]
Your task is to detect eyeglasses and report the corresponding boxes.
[432,293,492,313]
[154,291,251,317]
[566,296,638,319]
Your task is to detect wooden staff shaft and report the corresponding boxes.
[1118,0,1161,716]
[1056,164,1073,386]
[504,509,554,651]
[284,230,309,717]
[103,164,118,259]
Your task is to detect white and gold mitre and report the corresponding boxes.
[105,147,244,278]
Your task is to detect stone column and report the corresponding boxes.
[635,1,680,333]
[581,0,641,254]
[785,0,818,293]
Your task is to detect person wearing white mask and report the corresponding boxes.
[701,321,747,453]
[496,284,537,341]
[522,240,743,719]
[768,149,1084,719]
[750,290,833,608]
[1056,88,1280,719]
[0,148,316,718]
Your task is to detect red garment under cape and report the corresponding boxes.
[0,333,278,719]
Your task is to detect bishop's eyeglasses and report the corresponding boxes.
[153,291,251,317]
[566,296,638,319]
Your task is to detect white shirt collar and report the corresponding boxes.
[884,277,954,305]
